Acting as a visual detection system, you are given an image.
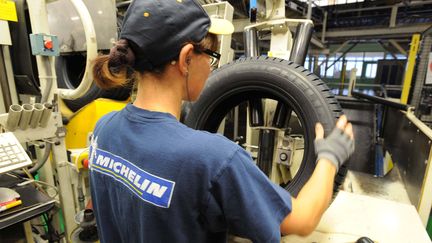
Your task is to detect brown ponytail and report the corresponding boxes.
[92,39,135,89]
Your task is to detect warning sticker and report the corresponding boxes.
[0,0,18,22]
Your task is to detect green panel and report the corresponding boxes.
[329,43,386,53]
[427,214,432,240]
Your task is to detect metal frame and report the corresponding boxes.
[244,18,313,61]
[0,0,82,239]
[0,20,18,113]
[0,20,12,45]
[406,109,432,226]
[383,107,432,226]
[1,46,19,107]
[320,24,430,39]
[202,2,234,67]
[26,0,58,103]
[56,0,98,100]
[25,0,78,237]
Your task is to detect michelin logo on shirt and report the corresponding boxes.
[89,136,175,208]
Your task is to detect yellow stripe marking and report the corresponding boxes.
[92,164,143,196]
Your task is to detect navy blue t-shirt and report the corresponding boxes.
[89,104,292,243]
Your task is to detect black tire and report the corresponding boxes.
[56,53,132,112]
[184,57,346,197]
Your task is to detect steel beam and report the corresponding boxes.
[319,24,430,39]
[377,40,398,60]
[390,5,398,28]
[311,36,325,49]
[321,11,328,43]
[315,40,349,72]
[334,0,432,14]
[389,39,407,56]
[325,42,358,71]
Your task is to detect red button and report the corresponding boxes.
[82,158,89,169]
[44,40,53,50]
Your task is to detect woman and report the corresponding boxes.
[89,0,355,242]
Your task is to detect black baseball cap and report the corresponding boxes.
[120,0,234,70]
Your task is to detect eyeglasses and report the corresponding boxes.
[193,45,221,68]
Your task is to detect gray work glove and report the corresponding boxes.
[314,127,355,172]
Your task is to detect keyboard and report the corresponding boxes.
[0,133,33,174]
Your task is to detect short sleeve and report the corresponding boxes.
[205,149,292,242]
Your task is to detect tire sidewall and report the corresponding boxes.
[184,57,341,196]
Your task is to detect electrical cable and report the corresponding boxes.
[42,211,63,242]
[13,142,52,177]
[7,172,59,199]
[7,167,62,241]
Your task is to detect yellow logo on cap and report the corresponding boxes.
[177,0,182,2]
[143,12,150,17]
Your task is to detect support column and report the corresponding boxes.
[390,5,398,28]
[401,34,420,104]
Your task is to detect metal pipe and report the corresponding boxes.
[272,102,292,128]
[6,104,23,131]
[30,103,44,128]
[257,129,275,176]
[39,103,53,128]
[307,0,312,19]
[321,11,328,43]
[19,104,34,130]
[244,27,259,57]
[233,107,239,140]
[248,99,264,127]
[289,22,313,65]
[0,48,11,112]
[351,91,409,111]
[13,142,52,176]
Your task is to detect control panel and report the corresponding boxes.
[29,33,59,56]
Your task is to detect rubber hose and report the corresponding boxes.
[13,142,52,176]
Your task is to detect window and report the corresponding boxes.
[365,63,378,78]
[364,52,384,61]
[326,65,335,78]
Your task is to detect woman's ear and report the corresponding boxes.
[178,44,194,76]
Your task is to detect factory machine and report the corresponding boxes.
[0,0,431,242]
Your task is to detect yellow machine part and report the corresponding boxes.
[65,98,128,149]
[400,34,420,104]
[69,148,89,170]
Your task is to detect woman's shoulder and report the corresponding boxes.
[93,111,120,134]
[189,128,238,149]
[176,127,241,160]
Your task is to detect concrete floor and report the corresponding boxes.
[342,166,412,205]
[229,166,417,243]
